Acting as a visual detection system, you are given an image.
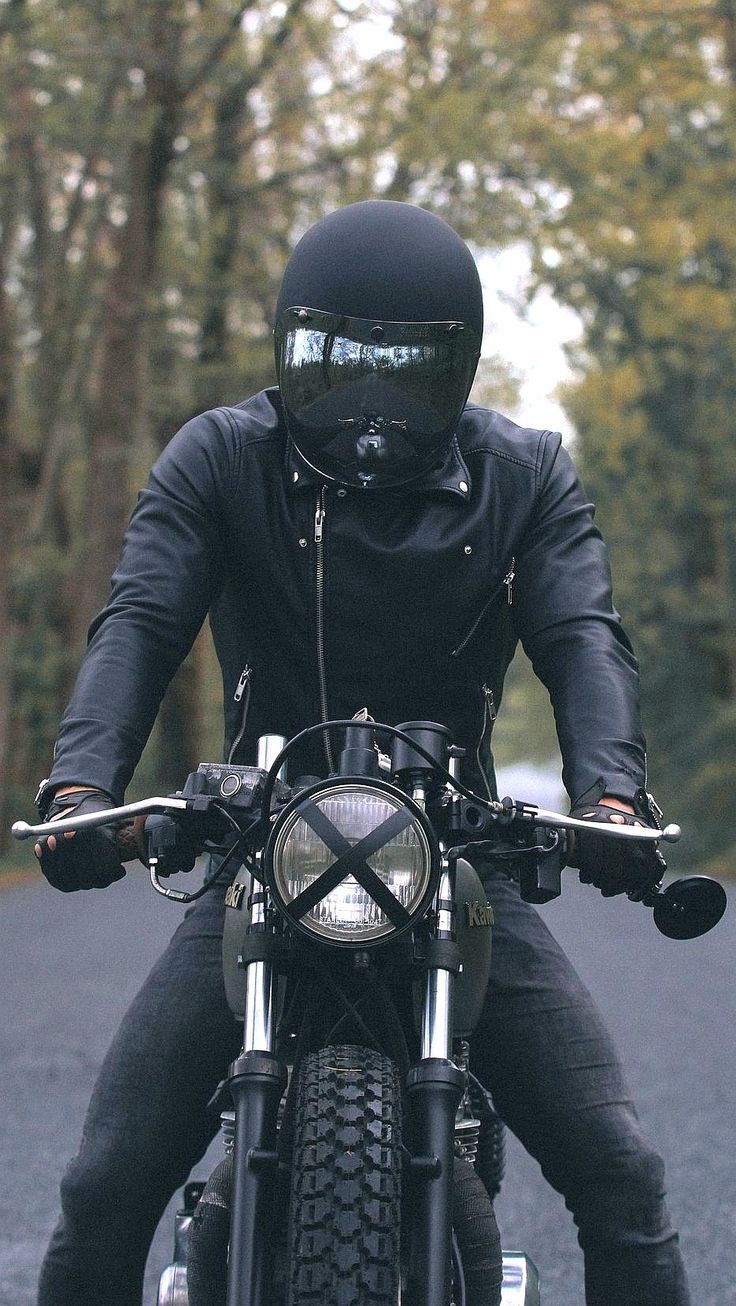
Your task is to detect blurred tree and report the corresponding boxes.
[523,2,736,863]
[375,0,736,862]
[0,0,386,840]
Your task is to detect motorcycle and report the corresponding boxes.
[13,716,727,1306]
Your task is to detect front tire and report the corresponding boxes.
[286,1044,402,1306]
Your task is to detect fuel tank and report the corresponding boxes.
[451,857,494,1038]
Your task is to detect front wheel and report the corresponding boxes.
[286,1044,402,1306]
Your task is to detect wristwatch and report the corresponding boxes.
[34,777,55,820]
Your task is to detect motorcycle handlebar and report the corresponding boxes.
[12,792,679,844]
[10,787,726,938]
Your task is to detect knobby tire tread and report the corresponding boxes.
[286,1043,402,1306]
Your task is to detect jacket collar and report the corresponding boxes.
[285,436,472,501]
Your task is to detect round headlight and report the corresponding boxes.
[266,781,437,945]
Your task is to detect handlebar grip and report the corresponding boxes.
[115,823,145,863]
[9,818,144,862]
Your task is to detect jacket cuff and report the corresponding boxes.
[36,777,115,819]
[572,775,650,813]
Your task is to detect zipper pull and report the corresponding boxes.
[482,683,497,724]
[314,489,326,544]
[233,665,251,703]
[504,557,516,605]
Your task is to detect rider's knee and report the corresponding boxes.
[59,1148,145,1227]
[567,1130,670,1245]
[541,1109,669,1236]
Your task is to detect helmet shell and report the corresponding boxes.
[275,202,483,489]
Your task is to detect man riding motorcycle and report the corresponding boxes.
[34,200,689,1305]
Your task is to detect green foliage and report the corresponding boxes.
[492,649,562,772]
[530,5,736,859]
[469,354,522,414]
[0,0,376,842]
[379,0,736,860]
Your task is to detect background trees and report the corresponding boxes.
[374,0,736,866]
[0,0,367,825]
[532,2,736,867]
[2,0,733,866]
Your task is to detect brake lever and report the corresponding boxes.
[500,797,681,844]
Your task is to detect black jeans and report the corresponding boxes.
[469,876,689,1306]
[38,875,690,1306]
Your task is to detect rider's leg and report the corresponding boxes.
[37,880,240,1306]
[471,874,690,1306]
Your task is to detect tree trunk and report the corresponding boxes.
[75,7,184,642]
[157,78,250,780]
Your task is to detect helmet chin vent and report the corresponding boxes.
[356,433,389,465]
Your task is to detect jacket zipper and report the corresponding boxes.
[504,558,515,606]
[314,487,335,771]
[475,683,497,801]
[451,556,516,658]
[227,664,252,764]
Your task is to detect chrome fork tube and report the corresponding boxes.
[420,861,455,1061]
[420,966,453,1060]
[238,735,286,1056]
[242,887,274,1054]
[257,733,288,778]
[226,877,286,1306]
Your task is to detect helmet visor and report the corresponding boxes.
[274,306,477,438]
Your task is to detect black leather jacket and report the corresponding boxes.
[46,388,647,806]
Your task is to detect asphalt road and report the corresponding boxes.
[1,863,734,1306]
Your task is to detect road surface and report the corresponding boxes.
[1,859,733,1305]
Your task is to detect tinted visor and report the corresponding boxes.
[275,308,480,483]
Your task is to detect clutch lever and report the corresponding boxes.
[12,796,191,842]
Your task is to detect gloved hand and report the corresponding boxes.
[568,799,661,898]
[34,789,126,892]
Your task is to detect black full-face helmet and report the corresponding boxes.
[274,201,483,490]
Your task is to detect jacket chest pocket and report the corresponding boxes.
[451,558,516,659]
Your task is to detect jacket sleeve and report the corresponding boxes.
[46,410,237,803]
[513,433,647,807]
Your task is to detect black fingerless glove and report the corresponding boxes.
[568,799,661,898]
[35,789,126,893]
